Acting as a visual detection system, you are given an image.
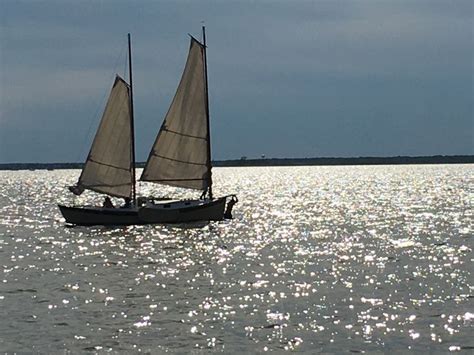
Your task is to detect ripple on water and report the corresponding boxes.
[0,165,472,352]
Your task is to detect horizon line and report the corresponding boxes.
[0,154,473,168]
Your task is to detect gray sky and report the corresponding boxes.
[1,0,472,163]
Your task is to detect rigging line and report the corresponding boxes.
[161,127,207,141]
[88,158,131,172]
[124,47,128,81]
[86,182,132,188]
[77,39,127,164]
[111,38,127,81]
[143,178,206,182]
[76,87,109,166]
[151,153,207,166]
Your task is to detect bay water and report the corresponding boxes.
[0,165,472,353]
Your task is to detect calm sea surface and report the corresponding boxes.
[0,165,472,353]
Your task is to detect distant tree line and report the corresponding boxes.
[214,155,474,167]
[0,155,473,171]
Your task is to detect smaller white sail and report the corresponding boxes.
[140,38,211,191]
[74,76,133,198]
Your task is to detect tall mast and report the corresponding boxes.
[128,33,137,205]
[202,26,213,199]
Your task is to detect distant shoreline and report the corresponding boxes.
[0,155,472,171]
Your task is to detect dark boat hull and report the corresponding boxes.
[58,205,142,226]
[137,197,227,224]
[58,197,229,225]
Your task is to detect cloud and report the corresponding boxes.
[0,0,472,162]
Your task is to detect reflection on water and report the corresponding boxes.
[0,165,472,352]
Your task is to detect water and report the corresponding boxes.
[0,165,472,353]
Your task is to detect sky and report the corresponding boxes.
[0,0,472,163]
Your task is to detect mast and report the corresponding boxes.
[128,33,137,205]
[202,26,213,199]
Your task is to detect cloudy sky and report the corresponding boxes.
[0,0,472,163]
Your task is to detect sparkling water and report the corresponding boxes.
[0,165,472,352]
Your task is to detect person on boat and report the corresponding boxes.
[200,187,209,200]
[224,195,238,219]
[102,197,114,208]
[121,197,131,209]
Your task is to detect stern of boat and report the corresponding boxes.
[138,196,230,224]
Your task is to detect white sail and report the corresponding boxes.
[140,38,210,191]
[76,76,133,198]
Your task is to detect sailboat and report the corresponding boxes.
[58,29,237,225]
[137,27,237,223]
[58,34,141,225]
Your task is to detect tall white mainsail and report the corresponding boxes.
[73,76,133,198]
[140,38,211,191]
